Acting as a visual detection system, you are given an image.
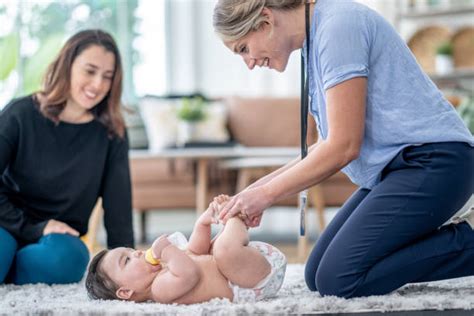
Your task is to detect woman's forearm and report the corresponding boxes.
[245,156,299,190]
[266,77,366,201]
[265,141,355,202]
[245,143,319,191]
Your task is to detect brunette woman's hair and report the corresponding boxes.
[36,29,125,138]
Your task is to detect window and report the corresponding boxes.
[0,0,166,109]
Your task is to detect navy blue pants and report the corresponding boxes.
[0,228,89,285]
[304,142,474,298]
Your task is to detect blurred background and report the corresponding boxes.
[1,0,472,104]
[0,0,473,261]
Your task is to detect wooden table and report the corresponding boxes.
[86,146,322,259]
[130,146,299,214]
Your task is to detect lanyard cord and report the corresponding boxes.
[299,1,311,236]
[300,1,310,160]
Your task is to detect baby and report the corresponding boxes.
[85,195,287,304]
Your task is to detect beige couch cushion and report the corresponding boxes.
[227,97,318,147]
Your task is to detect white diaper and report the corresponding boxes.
[228,241,287,303]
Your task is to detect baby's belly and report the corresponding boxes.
[174,255,233,304]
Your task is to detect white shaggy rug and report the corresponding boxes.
[1,264,474,315]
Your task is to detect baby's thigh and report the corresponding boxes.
[212,232,238,262]
[214,241,275,289]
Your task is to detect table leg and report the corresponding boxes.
[82,198,103,253]
[298,234,308,263]
[236,168,252,193]
[196,158,209,215]
[140,211,148,244]
[310,185,326,232]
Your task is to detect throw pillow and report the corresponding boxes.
[139,98,179,151]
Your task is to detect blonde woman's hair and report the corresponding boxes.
[213,0,303,42]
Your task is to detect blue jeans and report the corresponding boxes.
[304,142,474,298]
[0,228,89,285]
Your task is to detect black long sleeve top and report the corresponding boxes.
[0,95,134,248]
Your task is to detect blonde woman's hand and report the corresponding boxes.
[218,186,273,227]
[43,219,80,236]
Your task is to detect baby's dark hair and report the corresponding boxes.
[85,249,119,300]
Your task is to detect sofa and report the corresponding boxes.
[128,96,358,243]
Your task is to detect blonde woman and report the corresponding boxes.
[213,0,474,298]
[0,30,134,285]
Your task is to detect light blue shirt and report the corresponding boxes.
[304,0,474,189]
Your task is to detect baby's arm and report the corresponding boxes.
[151,245,201,303]
[187,195,232,255]
[187,200,220,255]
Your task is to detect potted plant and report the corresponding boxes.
[176,97,206,146]
[457,95,474,135]
[435,42,454,75]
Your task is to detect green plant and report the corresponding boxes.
[0,32,19,81]
[457,96,474,135]
[177,97,206,122]
[436,42,453,56]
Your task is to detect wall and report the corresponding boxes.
[163,0,472,98]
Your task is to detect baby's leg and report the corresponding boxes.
[213,217,271,288]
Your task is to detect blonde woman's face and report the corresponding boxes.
[226,22,292,72]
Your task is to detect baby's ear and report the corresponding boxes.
[116,287,134,300]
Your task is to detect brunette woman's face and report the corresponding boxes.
[69,45,115,111]
[225,21,293,72]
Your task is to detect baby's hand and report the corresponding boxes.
[151,234,172,259]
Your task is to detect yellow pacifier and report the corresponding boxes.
[145,248,160,265]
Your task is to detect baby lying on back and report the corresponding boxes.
[85,195,287,304]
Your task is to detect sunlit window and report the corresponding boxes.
[133,0,166,97]
[0,0,166,109]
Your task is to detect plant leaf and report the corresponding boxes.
[22,34,64,94]
[0,33,19,81]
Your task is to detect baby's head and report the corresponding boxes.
[85,249,117,300]
[85,247,161,302]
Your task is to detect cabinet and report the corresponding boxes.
[394,1,474,89]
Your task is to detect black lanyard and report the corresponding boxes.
[301,1,311,160]
[299,1,312,236]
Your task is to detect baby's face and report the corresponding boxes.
[101,247,161,297]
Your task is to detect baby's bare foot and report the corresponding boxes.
[215,194,230,205]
